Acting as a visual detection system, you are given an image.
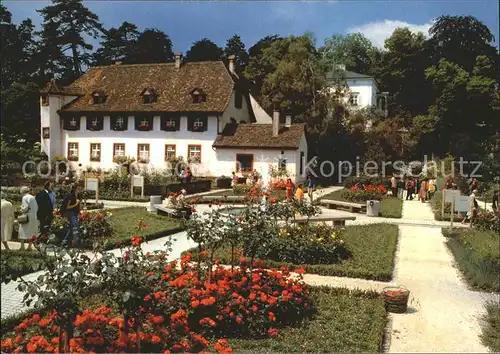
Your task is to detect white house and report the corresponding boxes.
[326,65,387,114]
[40,54,307,182]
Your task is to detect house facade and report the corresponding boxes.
[326,65,387,113]
[40,54,307,182]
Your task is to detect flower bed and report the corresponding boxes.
[341,184,387,202]
[188,224,399,281]
[474,211,500,233]
[442,228,500,291]
[1,251,315,353]
[0,251,54,283]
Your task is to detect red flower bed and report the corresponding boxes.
[1,256,313,353]
[350,184,387,194]
[269,179,287,190]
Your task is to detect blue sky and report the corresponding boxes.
[4,0,499,52]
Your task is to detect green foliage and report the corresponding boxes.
[229,287,387,353]
[481,302,500,353]
[340,189,384,202]
[379,198,403,219]
[443,228,500,291]
[185,38,223,62]
[126,29,174,64]
[92,22,140,65]
[0,250,55,282]
[256,225,350,265]
[224,34,249,70]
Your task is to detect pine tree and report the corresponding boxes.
[127,29,174,64]
[93,22,140,65]
[224,34,249,71]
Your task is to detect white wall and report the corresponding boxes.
[214,147,302,182]
[328,78,376,109]
[295,134,308,181]
[41,88,253,176]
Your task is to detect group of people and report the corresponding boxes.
[389,175,438,202]
[162,189,193,218]
[178,167,193,183]
[286,176,315,203]
[1,181,83,250]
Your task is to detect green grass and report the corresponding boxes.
[102,207,183,249]
[228,287,388,353]
[188,224,399,281]
[0,250,55,282]
[481,302,500,353]
[203,189,287,199]
[442,228,500,292]
[318,190,403,219]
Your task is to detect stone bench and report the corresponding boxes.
[320,199,366,213]
[290,215,356,227]
[154,204,178,217]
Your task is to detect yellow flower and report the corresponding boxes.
[330,232,336,239]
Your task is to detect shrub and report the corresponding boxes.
[343,175,389,189]
[255,224,350,265]
[49,210,113,244]
[341,189,384,202]
[474,211,500,233]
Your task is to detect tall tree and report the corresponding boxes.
[185,38,223,62]
[93,22,140,65]
[127,28,174,64]
[245,34,326,121]
[377,28,431,118]
[37,0,103,82]
[319,33,377,75]
[428,15,498,74]
[224,34,249,71]
[1,5,38,89]
[244,35,282,98]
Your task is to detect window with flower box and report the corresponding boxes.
[86,115,104,131]
[135,116,153,131]
[90,143,101,162]
[349,92,359,106]
[113,143,126,158]
[63,116,80,131]
[67,142,79,161]
[111,115,128,131]
[165,145,176,162]
[188,116,208,132]
[137,144,150,163]
[188,145,201,163]
[161,116,180,131]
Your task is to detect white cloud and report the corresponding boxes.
[347,20,433,49]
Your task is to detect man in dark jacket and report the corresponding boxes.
[36,180,55,234]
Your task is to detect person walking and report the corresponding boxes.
[397,177,404,199]
[285,178,295,201]
[61,184,81,248]
[419,178,428,203]
[307,175,315,202]
[294,184,305,203]
[406,178,414,200]
[1,199,14,250]
[390,175,397,197]
[18,186,39,251]
[36,180,55,235]
[492,190,498,213]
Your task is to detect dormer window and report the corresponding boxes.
[141,88,157,104]
[92,91,106,104]
[191,88,207,104]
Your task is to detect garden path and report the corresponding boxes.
[386,200,498,353]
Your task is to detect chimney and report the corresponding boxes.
[174,52,182,70]
[114,61,122,65]
[272,109,280,137]
[285,115,292,128]
[228,55,235,74]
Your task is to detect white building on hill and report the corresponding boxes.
[40,54,307,182]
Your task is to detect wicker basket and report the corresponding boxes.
[383,286,410,313]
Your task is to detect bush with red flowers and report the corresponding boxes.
[1,254,314,353]
[269,179,287,190]
[341,185,386,202]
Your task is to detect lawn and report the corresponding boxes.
[442,228,500,292]
[481,302,500,353]
[318,189,403,219]
[0,250,54,282]
[188,224,399,281]
[228,287,388,353]
[102,207,183,249]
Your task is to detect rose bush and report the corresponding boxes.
[1,251,314,353]
[475,211,500,233]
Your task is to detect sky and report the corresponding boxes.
[4,0,499,52]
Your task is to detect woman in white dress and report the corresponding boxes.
[1,199,14,250]
[18,186,39,250]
